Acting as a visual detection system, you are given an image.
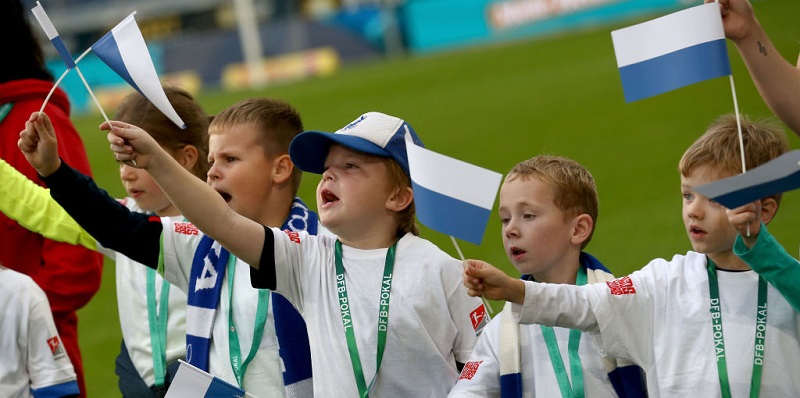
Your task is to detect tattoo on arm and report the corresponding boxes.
[758,41,768,56]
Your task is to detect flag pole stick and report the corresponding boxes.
[717,0,748,236]
[728,74,749,236]
[451,236,494,315]
[38,47,94,114]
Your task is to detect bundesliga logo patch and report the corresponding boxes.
[174,222,199,236]
[607,276,636,295]
[470,305,488,333]
[459,360,483,380]
[46,336,65,359]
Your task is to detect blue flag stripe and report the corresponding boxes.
[413,182,491,245]
[50,37,75,69]
[91,33,142,94]
[204,377,245,397]
[499,373,523,398]
[619,39,730,102]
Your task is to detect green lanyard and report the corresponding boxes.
[706,258,768,398]
[226,254,270,387]
[334,240,397,398]
[538,266,587,398]
[0,103,13,124]
[146,267,170,387]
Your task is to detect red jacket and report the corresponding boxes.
[0,79,103,396]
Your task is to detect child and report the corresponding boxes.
[18,98,318,398]
[0,264,79,398]
[463,114,800,396]
[104,111,489,397]
[448,156,646,397]
[707,0,800,134]
[7,87,209,396]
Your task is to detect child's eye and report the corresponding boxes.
[208,160,215,167]
[345,162,358,169]
[523,213,535,219]
[226,156,237,163]
[500,217,510,225]
[683,193,694,201]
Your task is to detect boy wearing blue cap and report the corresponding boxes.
[104,111,489,397]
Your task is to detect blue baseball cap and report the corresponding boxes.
[289,112,425,175]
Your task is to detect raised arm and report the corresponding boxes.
[708,0,800,134]
[0,158,95,251]
[18,112,161,267]
[104,121,266,267]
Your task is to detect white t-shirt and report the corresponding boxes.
[447,310,620,397]
[100,199,186,387]
[514,251,800,397]
[160,220,285,398]
[270,231,487,397]
[0,266,78,398]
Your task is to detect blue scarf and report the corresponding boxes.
[185,198,317,389]
[499,252,647,398]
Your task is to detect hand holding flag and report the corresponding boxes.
[165,360,255,398]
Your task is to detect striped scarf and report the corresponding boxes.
[185,197,317,394]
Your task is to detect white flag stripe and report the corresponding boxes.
[405,133,502,210]
[185,306,215,338]
[612,3,724,67]
[31,2,58,40]
[164,361,214,398]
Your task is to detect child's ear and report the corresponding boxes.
[272,154,294,184]
[386,186,414,212]
[571,214,593,246]
[759,197,779,225]
[177,145,199,171]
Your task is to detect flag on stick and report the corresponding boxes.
[611,3,731,102]
[30,1,74,69]
[405,133,502,245]
[695,150,800,209]
[165,360,254,398]
[91,13,185,128]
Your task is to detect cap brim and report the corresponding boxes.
[289,131,392,174]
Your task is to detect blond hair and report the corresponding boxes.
[679,114,789,202]
[381,157,419,237]
[210,98,304,193]
[506,155,598,249]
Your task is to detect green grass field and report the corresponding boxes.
[72,1,800,395]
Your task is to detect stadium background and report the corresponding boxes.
[27,0,800,395]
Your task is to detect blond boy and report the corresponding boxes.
[19,98,317,398]
[463,115,800,397]
[105,111,489,397]
[449,156,645,397]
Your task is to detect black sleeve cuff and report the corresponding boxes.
[250,225,276,290]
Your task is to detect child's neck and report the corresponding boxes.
[531,265,580,285]
[707,250,752,271]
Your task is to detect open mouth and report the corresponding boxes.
[216,189,232,203]
[510,247,526,256]
[321,189,339,205]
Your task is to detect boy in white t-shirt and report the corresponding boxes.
[0,265,79,398]
[104,111,489,397]
[448,156,646,398]
[463,114,800,397]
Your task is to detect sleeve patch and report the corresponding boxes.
[174,222,199,235]
[606,276,637,295]
[283,230,301,244]
[470,304,489,333]
[46,336,66,359]
[458,360,483,380]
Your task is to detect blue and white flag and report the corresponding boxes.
[30,1,75,69]
[695,150,800,209]
[611,3,731,102]
[165,360,255,398]
[405,133,502,245]
[91,13,185,128]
